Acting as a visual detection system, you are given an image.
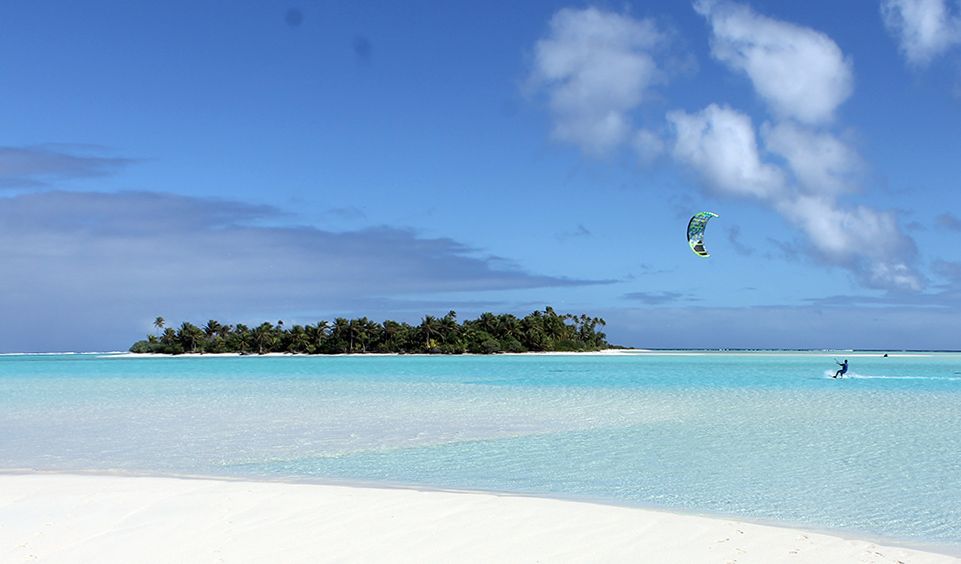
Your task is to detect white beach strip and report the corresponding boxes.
[0,475,957,564]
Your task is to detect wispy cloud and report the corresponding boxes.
[801,260,961,307]
[936,212,961,231]
[622,290,698,305]
[0,145,132,189]
[555,223,592,241]
[727,225,754,256]
[881,0,961,66]
[353,35,372,64]
[323,206,367,222]
[635,263,675,276]
[933,259,961,285]
[0,191,609,352]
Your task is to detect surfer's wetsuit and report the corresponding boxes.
[834,360,848,378]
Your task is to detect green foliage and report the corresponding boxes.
[130,307,610,355]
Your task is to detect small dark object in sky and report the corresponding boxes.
[353,35,372,63]
[285,8,304,27]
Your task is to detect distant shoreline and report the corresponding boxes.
[111,349,637,358]
[102,349,952,358]
[2,349,958,357]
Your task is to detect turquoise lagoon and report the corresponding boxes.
[2,352,960,552]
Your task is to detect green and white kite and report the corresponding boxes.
[687,211,718,257]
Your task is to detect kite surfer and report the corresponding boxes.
[834,359,848,379]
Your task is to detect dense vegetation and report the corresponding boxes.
[130,307,609,355]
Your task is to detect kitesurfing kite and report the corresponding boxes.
[687,211,718,257]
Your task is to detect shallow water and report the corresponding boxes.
[1,352,960,550]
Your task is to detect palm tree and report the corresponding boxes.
[439,310,461,352]
[349,319,362,353]
[203,320,222,339]
[520,311,548,351]
[161,327,178,346]
[177,322,204,353]
[153,316,165,336]
[252,322,276,354]
[497,314,520,340]
[288,325,309,353]
[330,318,351,353]
[419,315,440,351]
[216,324,233,341]
[311,320,330,353]
[476,312,498,336]
[381,320,404,352]
[233,324,251,354]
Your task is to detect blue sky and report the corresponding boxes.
[2,0,961,351]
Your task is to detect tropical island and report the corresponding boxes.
[129,307,610,355]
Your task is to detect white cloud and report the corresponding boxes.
[529,7,665,154]
[882,0,961,65]
[762,121,862,196]
[667,104,786,199]
[779,195,915,266]
[776,193,920,291]
[694,0,853,124]
[864,261,924,291]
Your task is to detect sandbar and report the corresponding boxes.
[1,473,957,563]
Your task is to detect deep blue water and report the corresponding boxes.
[1,352,960,551]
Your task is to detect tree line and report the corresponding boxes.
[129,307,609,355]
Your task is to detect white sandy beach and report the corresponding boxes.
[0,474,956,563]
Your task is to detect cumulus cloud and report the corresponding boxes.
[695,0,853,124]
[761,122,862,196]
[778,195,921,290]
[779,196,898,260]
[528,7,666,154]
[0,145,131,188]
[667,104,786,199]
[0,191,607,352]
[882,0,961,65]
